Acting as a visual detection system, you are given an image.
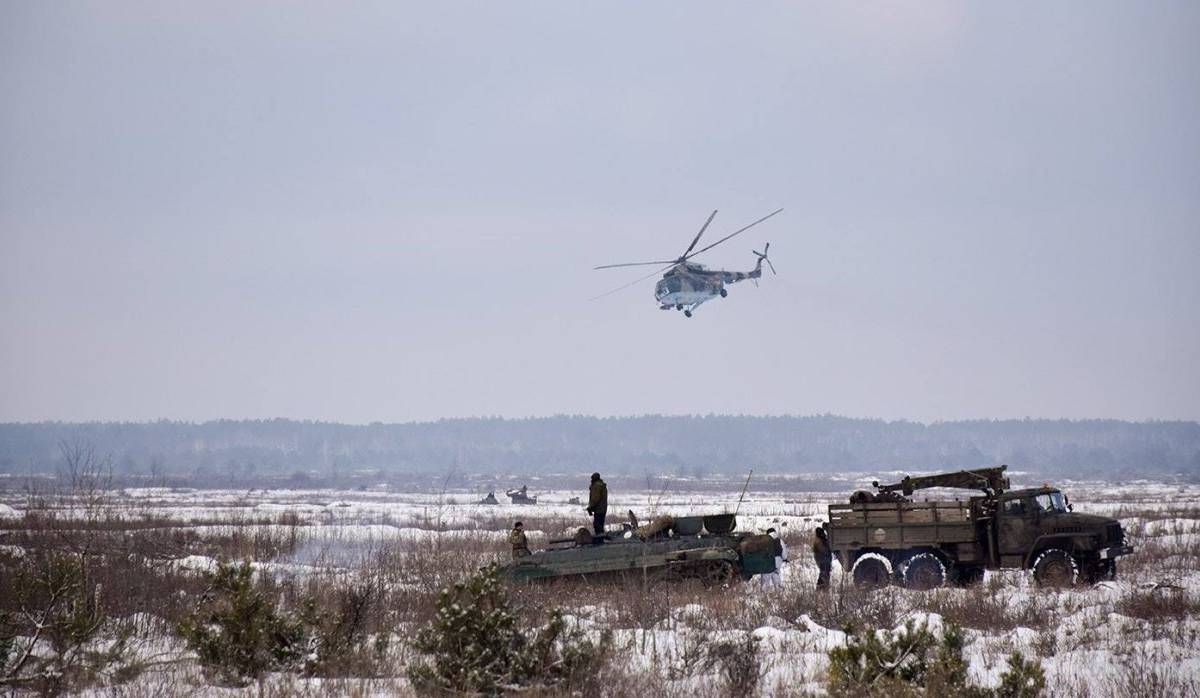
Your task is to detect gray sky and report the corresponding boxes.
[2,2,1198,423]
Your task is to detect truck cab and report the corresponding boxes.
[992,487,1131,583]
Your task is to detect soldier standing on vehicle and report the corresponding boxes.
[813,526,832,589]
[509,521,530,559]
[586,472,608,535]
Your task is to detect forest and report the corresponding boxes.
[1,415,1197,484]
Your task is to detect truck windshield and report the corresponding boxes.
[1034,492,1067,513]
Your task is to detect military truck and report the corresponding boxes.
[826,466,1133,588]
[500,513,777,585]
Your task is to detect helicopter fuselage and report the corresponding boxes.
[654,262,761,313]
[592,208,780,318]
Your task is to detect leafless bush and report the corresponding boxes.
[700,632,762,697]
[0,550,128,694]
[1106,648,1200,697]
[918,586,1047,633]
[1116,588,1200,622]
[781,582,899,631]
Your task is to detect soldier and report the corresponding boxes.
[813,525,832,589]
[586,472,608,535]
[759,527,786,588]
[509,521,530,559]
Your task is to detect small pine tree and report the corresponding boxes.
[177,560,306,686]
[996,652,1046,698]
[828,620,1044,697]
[408,565,608,695]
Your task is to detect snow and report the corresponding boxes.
[3,480,1199,695]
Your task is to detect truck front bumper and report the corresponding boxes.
[1099,545,1134,560]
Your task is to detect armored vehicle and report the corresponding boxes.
[501,513,777,584]
[506,486,537,505]
[826,466,1133,588]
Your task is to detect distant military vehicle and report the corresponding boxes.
[506,486,537,505]
[478,492,499,505]
[826,465,1133,588]
[500,513,777,584]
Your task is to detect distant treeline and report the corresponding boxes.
[1,416,1198,484]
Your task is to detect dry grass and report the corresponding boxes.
[2,486,1199,697]
[1116,588,1200,622]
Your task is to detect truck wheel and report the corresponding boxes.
[1032,549,1078,588]
[851,553,892,587]
[901,553,946,590]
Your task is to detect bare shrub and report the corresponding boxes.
[0,551,127,694]
[918,587,1047,633]
[1106,648,1200,698]
[1116,588,1200,622]
[781,582,898,631]
[700,632,762,697]
[297,581,389,677]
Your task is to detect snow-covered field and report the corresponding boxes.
[1,479,1198,696]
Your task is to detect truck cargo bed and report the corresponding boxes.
[828,500,978,548]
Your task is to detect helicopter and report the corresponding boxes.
[594,208,781,317]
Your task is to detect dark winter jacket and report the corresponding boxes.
[588,479,608,514]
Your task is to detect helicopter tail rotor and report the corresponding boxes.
[753,242,776,275]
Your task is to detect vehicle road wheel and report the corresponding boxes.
[700,560,735,587]
[719,288,728,297]
[684,310,693,318]
[902,553,946,590]
[1032,549,1078,588]
[851,553,892,587]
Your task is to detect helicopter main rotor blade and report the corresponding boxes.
[594,259,677,270]
[687,208,783,260]
[588,264,674,301]
[681,209,718,258]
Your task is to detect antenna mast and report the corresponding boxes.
[733,469,753,517]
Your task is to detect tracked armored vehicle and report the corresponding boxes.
[506,487,537,505]
[826,466,1133,588]
[501,513,777,584]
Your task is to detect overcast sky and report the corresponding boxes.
[2,2,1198,423]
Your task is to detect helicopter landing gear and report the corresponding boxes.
[684,310,693,318]
[719,288,727,297]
